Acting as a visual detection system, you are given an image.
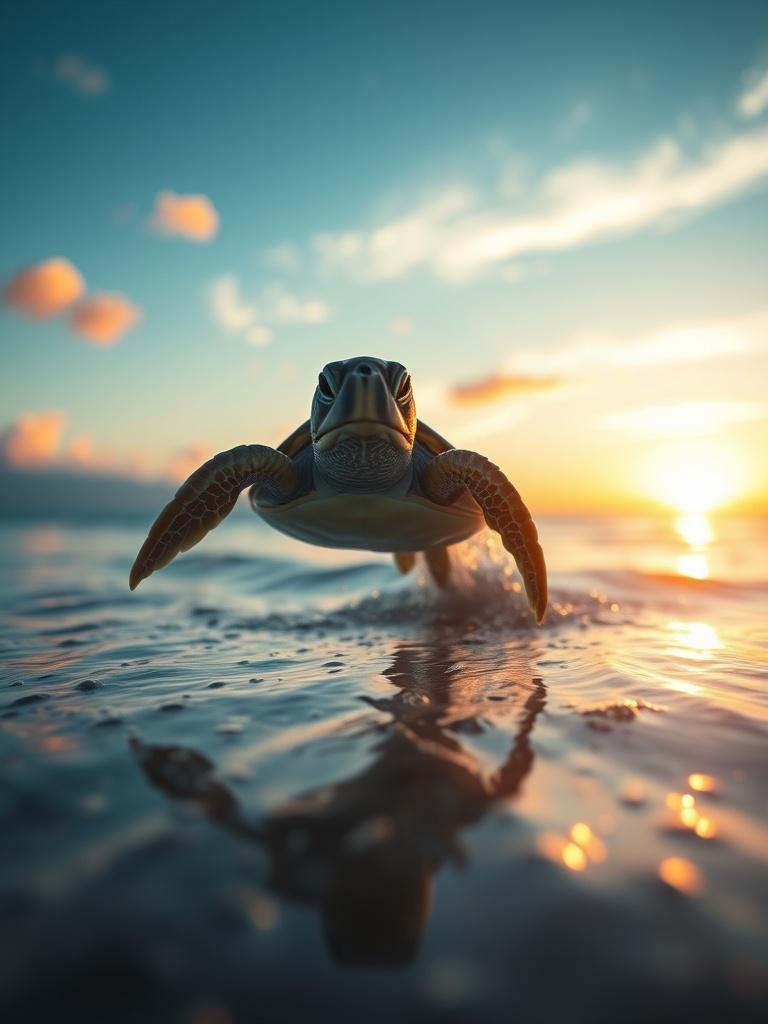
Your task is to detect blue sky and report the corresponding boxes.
[2,0,767,510]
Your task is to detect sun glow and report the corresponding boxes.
[633,439,756,580]
[651,452,739,513]
[637,439,751,518]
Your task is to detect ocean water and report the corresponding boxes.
[1,511,767,1023]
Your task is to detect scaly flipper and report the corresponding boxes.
[420,450,547,622]
[424,546,451,588]
[129,445,298,590]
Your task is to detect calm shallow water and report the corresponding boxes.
[1,512,767,1022]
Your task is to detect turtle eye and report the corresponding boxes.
[395,372,412,401]
[317,373,334,402]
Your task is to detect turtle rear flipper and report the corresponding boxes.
[424,546,451,588]
[393,552,416,575]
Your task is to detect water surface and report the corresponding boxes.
[1,513,767,1022]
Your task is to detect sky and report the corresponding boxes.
[2,0,767,514]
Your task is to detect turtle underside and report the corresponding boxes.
[251,421,484,553]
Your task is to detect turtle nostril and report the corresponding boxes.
[357,363,372,376]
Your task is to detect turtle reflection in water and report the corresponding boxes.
[131,646,546,965]
[130,356,547,623]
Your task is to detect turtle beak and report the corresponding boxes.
[314,362,411,450]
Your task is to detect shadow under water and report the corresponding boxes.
[132,640,546,966]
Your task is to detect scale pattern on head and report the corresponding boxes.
[311,356,417,492]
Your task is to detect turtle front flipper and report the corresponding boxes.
[420,450,547,623]
[129,445,298,590]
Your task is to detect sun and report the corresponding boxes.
[638,440,748,515]
[651,455,733,513]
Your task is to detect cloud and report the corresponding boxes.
[66,434,96,465]
[312,187,476,281]
[0,412,152,478]
[210,276,257,331]
[150,191,219,242]
[4,258,85,318]
[450,373,561,405]
[70,294,140,345]
[304,125,768,282]
[738,67,768,118]
[1,412,67,467]
[505,310,768,377]
[0,411,165,480]
[167,444,214,483]
[4,259,140,345]
[267,284,330,325]
[208,276,330,344]
[53,54,109,96]
[598,400,768,438]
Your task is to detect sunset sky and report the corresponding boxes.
[2,0,767,514]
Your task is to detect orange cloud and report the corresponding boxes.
[450,373,561,405]
[4,258,85,319]
[168,444,214,483]
[1,412,67,467]
[65,434,150,477]
[1,413,155,480]
[67,434,96,465]
[71,294,140,345]
[150,190,219,242]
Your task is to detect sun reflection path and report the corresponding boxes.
[676,511,714,547]
[674,511,714,580]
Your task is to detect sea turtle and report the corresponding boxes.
[129,356,547,621]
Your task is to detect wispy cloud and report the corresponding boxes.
[503,310,768,377]
[267,283,330,325]
[450,373,561,405]
[598,400,768,438]
[300,125,768,282]
[150,191,219,242]
[210,276,258,331]
[70,294,141,345]
[312,187,476,281]
[208,276,330,345]
[53,54,109,96]
[737,66,768,118]
[413,310,768,446]
[4,258,85,318]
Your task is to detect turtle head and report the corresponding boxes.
[311,356,416,492]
